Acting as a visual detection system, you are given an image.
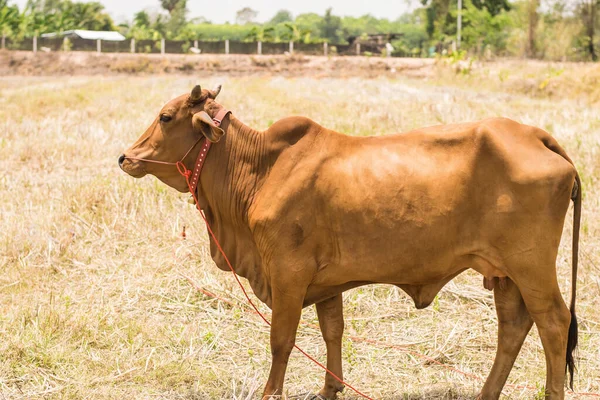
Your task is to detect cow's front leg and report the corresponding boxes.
[316,295,345,399]
[262,284,307,399]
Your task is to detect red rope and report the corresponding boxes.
[176,162,600,400]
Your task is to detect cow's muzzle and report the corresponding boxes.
[119,153,147,178]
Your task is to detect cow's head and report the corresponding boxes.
[118,84,225,192]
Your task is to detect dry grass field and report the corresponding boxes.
[1,65,600,399]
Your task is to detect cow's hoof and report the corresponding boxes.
[317,384,343,399]
[288,393,325,400]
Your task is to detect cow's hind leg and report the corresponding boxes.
[479,278,533,400]
[315,295,345,399]
[519,274,571,399]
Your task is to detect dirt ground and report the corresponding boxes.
[0,50,435,78]
[3,50,599,104]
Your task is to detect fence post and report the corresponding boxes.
[1,34,5,50]
[289,41,294,54]
[323,42,328,56]
[257,41,262,55]
[356,42,360,56]
[97,39,101,54]
[131,38,135,53]
[161,38,165,55]
[225,39,229,54]
[33,36,37,53]
[194,39,198,49]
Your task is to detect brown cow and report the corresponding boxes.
[119,84,581,400]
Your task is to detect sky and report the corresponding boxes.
[12,0,417,24]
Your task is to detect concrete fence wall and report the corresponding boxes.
[0,36,410,57]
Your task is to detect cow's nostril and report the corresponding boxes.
[118,154,126,167]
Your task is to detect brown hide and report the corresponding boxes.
[120,86,580,400]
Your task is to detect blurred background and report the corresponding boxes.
[1,0,598,60]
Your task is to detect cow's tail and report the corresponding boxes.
[566,172,580,389]
[539,131,580,389]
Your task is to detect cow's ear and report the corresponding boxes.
[190,85,202,103]
[192,111,224,143]
[209,84,222,99]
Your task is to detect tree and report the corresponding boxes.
[471,0,511,15]
[295,12,322,35]
[246,25,274,41]
[236,7,258,25]
[160,0,186,15]
[422,0,512,45]
[280,22,312,42]
[0,0,21,37]
[134,10,151,28]
[70,1,114,31]
[525,0,539,57]
[459,0,512,52]
[269,10,293,24]
[16,0,115,35]
[319,8,341,42]
[52,7,75,32]
[126,9,168,39]
[165,0,187,38]
[578,0,599,60]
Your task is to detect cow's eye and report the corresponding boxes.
[160,114,172,123]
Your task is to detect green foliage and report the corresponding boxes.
[319,7,342,42]
[0,0,20,36]
[181,23,255,41]
[165,0,187,38]
[391,23,429,56]
[269,10,293,24]
[246,25,274,42]
[160,0,185,14]
[342,14,390,37]
[5,0,114,38]
[124,10,169,40]
[281,22,311,42]
[459,0,513,54]
[235,7,258,25]
[295,13,322,41]
[422,0,512,47]
[472,0,511,16]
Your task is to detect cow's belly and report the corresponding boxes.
[308,173,520,287]
[311,220,471,287]
[311,168,478,285]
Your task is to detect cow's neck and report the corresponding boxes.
[200,113,265,224]
[196,110,272,306]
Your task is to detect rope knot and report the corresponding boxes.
[176,161,191,178]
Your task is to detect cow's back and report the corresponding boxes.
[250,117,576,287]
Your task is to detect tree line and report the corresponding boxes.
[0,0,598,60]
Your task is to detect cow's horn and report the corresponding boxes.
[212,84,222,98]
[190,85,202,103]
